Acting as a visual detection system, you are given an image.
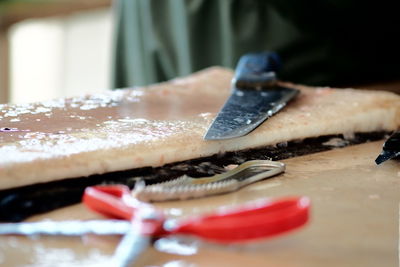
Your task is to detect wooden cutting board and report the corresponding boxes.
[1,141,398,267]
[1,67,399,191]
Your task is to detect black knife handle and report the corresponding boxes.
[234,52,282,88]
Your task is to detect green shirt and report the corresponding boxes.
[113,0,400,88]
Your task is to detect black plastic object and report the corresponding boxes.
[375,131,400,165]
[234,52,282,87]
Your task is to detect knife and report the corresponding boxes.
[204,52,299,140]
[375,131,400,165]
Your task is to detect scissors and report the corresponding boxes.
[83,185,310,267]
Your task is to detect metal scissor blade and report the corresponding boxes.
[0,220,131,236]
[112,221,151,267]
[134,160,285,202]
[204,86,298,140]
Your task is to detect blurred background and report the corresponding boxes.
[1,0,399,105]
[0,0,113,104]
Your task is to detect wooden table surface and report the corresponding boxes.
[0,140,398,267]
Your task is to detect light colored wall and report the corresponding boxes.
[0,29,10,104]
[9,8,113,104]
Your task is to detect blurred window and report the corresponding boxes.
[0,1,113,104]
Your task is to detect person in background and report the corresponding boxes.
[113,0,400,88]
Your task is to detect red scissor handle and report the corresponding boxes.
[83,185,310,243]
[83,185,135,220]
[83,185,165,235]
[172,197,310,243]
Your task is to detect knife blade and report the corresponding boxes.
[0,220,131,236]
[204,52,299,140]
[375,131,400,165]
